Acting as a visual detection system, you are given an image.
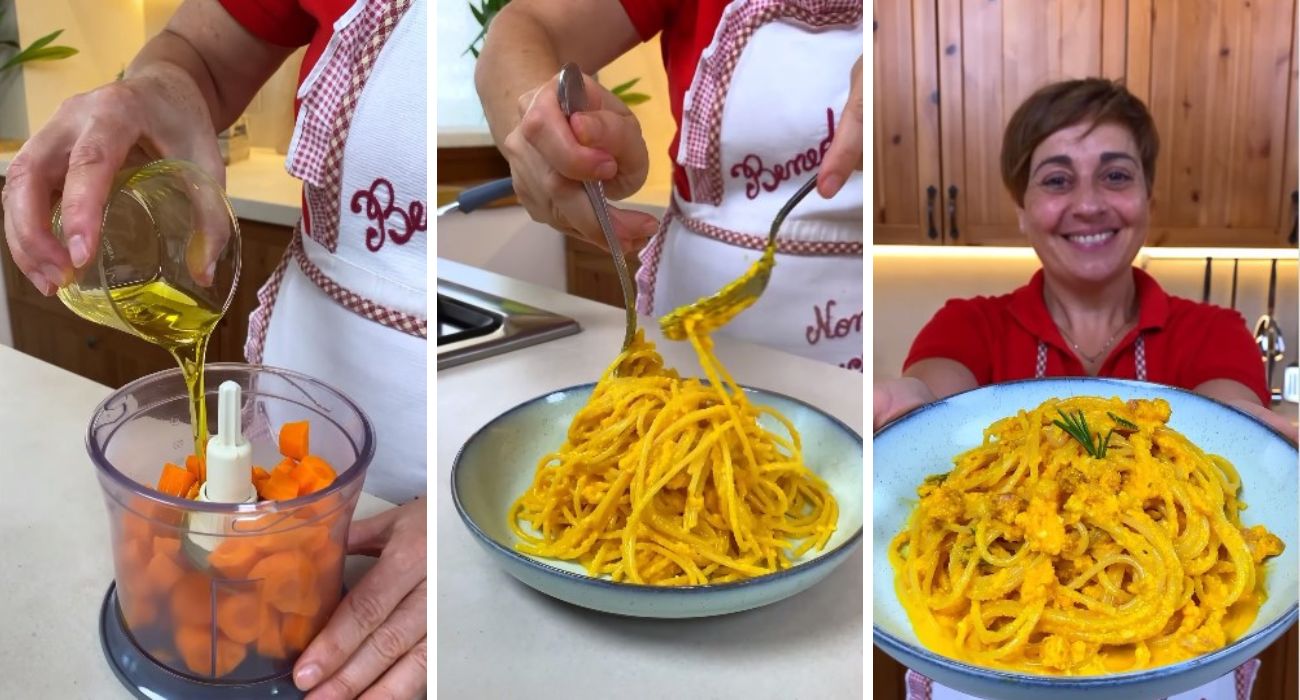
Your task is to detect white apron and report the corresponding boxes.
[245,0,426,505]
[636,0,864,370]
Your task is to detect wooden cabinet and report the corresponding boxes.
[564,235,641,308]
[874,0,1299,247]
[1,176,293,388]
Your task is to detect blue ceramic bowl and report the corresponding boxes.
[453,383,863,618]
[873,378,1298,700]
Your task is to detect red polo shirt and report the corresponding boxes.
[903,268,1270,405]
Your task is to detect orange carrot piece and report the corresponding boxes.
[259,524,329,554]
[216,591,262,644]
[119,590,158,630]
[175,626,247,677]
[117,535,149,571]
[170,572,214,627]
[157,463,197,498]
[145,551,186,592]
[271,458,296,479]
[259,471,300,502]
[279,420,310,461]
[248,550,321,616]
[257,607,287,659]
[252,466,271,484]
[153,536,181,560]
[208,539,261,580]
[185,454,206,482]
[301,454,337,482]
[281,613,316,652]
[185,481,201,500]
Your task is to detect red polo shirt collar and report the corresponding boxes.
[1005,267,1170,356]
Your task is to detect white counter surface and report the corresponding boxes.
[0,345,391,697]
[0,147,300,227]
[435,259,865,699]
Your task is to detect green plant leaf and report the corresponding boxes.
[617,92,651,106]
[468,1,485,25]
[609,77,641,94]
[25,28,63,53]
[2,44,77,72]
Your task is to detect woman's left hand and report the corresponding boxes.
[295,498,427,700]
[818,53,863,199]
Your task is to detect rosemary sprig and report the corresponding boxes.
[1053,409,1113,458]
[1107,412,1139,431]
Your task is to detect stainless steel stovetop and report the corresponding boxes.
[436,279,581,369]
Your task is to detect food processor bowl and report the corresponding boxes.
[89,363,373,697]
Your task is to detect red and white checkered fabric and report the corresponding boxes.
[903,659,1259,700]
[634,207,676,316]
[287,0,410,251]
[676,210,863,256]
[681,0,862,205]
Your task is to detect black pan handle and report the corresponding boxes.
[926,185,938,240]
[947,185,959,240]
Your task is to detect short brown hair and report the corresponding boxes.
[1000,78,1158,206]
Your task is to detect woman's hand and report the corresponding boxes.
[818,53,863,199]
[295,499,427,700]
[2,74,224,296]
[1226,399,1300,446]
[873,377,938,432]
[502,70,659,252]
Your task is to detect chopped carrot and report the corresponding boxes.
[281,613,316,652]
[257,607,287,659]
[117,535,149,571]
[185,481,201,500]
[145,551,186,592]
[153,536,181,561]
[258,471,300,501]
[119,590,158,630]
[170,572,214,627]
[271,458,296,479]
[146,646,177,666]
[185,454,206,482]
[248,550,321,616]
[259,524,329,553]
[279,420,310,461]
[216,591,261,645]
[157,463,197,498]
[252,466,271,484]
[300,454,337,482]
[208,538,261,580]
[293,454,338,495]
[175,626,246,677]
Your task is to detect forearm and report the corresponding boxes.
[474,6,566,147]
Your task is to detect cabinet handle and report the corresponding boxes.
[926,185,938,240]
[86,335,99,349]
[1290,190,1297,245]
[947,185,960,240]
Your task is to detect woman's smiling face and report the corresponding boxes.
[1019,121,1149,287]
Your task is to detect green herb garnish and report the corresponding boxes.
[1107,412,1139,431]
[1053,409,1113,458]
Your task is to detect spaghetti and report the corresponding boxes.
[889,396,1284,674]
[508,322,838,586]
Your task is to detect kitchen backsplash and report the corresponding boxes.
[873,250,1299,394]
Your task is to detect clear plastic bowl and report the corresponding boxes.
[89,363,373,684]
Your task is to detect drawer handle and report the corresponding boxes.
[1289,190,1296,245]
[947,185,960,241]
[86,335,99,349]
[926,185,938,240]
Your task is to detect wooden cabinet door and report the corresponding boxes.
[938,0,1130,245]
[873,0,944,244]
[1126,0,1297,246]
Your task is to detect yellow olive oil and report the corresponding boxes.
[60,279,222,456]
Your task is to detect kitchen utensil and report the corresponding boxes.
[557,62,636,357]
[874,377,1297,700]
[1230,258,1239,309]
[658,174,819,341]
[452,382,862,617]
[91,363,372,697]
[1201,257,1212,303]
[1253,259,1286,399]
[436,178,515,216]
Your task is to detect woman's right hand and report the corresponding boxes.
[502,70,659,252]
[873,377,938,432]
[2,73,223,296]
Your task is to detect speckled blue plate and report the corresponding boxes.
[873,378,1298,700]
[453,383,863,618]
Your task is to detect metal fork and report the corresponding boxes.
[557,63,637,359]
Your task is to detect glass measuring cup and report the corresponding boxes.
[52,159,240,344]
[90,363,373,689]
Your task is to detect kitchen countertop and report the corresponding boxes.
[436,259,865,699]
[0,147,301,227]
[0,344,392,697]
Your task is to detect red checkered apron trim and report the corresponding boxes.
[1035,335,1147,380]
[634,206,675,316]
[681,0,862,205]
[905,659,1259,699]
[677,211,863,256]
[244,229,428,364]
[288,0,410,252]
[903,669,932,700]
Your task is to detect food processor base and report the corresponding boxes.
[99,582,305,699]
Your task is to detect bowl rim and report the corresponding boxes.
[872,375,1300,683]
[451,381,864,593]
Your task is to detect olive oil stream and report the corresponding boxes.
[60,279,222,456]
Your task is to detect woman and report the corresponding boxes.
[875,78,1291,700]
[476,0,865,369]
[2,1,425,697]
